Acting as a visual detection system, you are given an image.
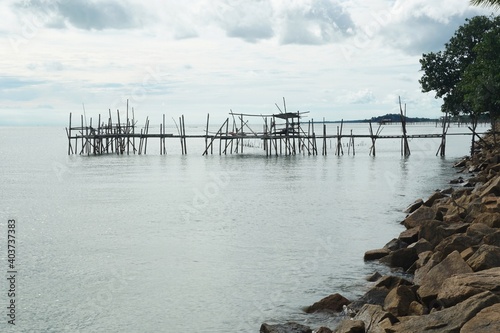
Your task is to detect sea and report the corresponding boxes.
[0,121,488,332]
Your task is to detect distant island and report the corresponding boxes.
[319,113,438,124]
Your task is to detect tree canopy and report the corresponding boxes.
[419,15,500,122]
[470,0,500,8]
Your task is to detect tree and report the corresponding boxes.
[470,0,500,8]
[459,26,500,141]
[419,16,500,120]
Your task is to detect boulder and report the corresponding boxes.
[418,220,447,247]
[460,247,476,261]
[454,158,468,168]
[374,275,412,290]
[484,230,500,246]
[379,247,418,271]
[433,234,477,257]
[463,196,486,222]
[478,175,500,197]
[481,195,500,214]
[407,301,426,316]
[333,320,364,333]
[461,303,500,333]
[466,244,500,271]
[388,291,499,333]
[352,304,397,333]
[417,251,473,302]
[490,162,500,172]
[407,238,433,255]
[467,222,496,241]
[399,227,419,244]
[424,191,447,207]
[316,327,333,333]
[403,206,438,229]
[305,293,350,313]
[442,222,470,234]
[383,285,416,317]
[364,248,390,261]
[403,198,423,214]
[443,212,463,223]
[260,322,312,333]
[441,187,454,195]
[436,267,500,307]
[413,251,444,286]
[349,287,390,311]
[472,212,500,228]
[450,176,465,184]
[366,272,382,282]
[383,238,408,251]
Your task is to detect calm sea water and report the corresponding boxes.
[0,122,485,332]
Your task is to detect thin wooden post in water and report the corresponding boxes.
[348,129,355,156]
[182,115,187,154]
[322,123,327,155]
[336,120,344,156]
[436,113,449,157]
[205,113,210,155]
[67,113,72,155]
[144,117,150,154]
[163,114,167,155]
[369,122,376,156]
[399,97,410,157]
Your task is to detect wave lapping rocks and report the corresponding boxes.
[260,130,500,333]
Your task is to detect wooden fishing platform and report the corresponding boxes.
[66,98,491,157]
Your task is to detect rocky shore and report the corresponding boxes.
[260,130,500,333]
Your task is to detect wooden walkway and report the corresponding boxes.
[66,99,491,157]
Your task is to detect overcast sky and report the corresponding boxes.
[0,0,496,126]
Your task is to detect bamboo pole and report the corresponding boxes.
[67,113,72,155]
[205,113,210,155]
[323,123,327,156]
[369,121,376,156]
[144,117,150,154]
[182,115,187,154]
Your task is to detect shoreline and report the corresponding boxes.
[261,128,500,333]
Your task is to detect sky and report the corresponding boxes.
[0,0,497,126]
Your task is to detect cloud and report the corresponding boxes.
[278,0,355,45]
[15,0,142,30]
[0,77,43,101]
[205,0,355,44]
[211,0,274,42]
[345,89,376,104]
[0,76,43,90]
[373,0,489,54]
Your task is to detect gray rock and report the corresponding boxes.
[388,291,499,333]
[472,212,500,228]
[366,272,382,282]
[424,191,447,207]
[404,198,423,214]
[260,322,312,333]
[417,251,473,302]
[333,320,364,333]
[399,227,420,244]
[434,234,477,257]
[306,293,350,313]
[403,206,438,229]
[364,248,390,261]
[407,238,433,255]
[466,244,500,271]
[461,303,500,333]
[379,247,418,271]
[352,304,397,333]
[437,267,500,307]
[383,238,408,251]
[383,285,416,317]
